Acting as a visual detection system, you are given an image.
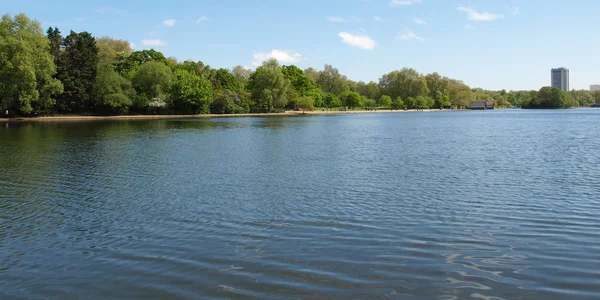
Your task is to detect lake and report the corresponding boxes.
[1,110,599,299]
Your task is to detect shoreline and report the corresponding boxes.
[0,109,448,122]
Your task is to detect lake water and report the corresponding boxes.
[1,110,600,299]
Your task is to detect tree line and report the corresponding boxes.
[1,14,597,117]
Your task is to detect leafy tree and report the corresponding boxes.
[282,65,315,94]
[357,81,380,101]
[393,96,404,109]
[379,95,392,108]
[303,67,320,83]
[434,95,451,108]
[213,68,242,92]
[171,69,213,114]
[533,86,577,109]
[58,30,99,112]
[341,91,361,108]
[379,68,429,101]
[231,65,252,86]
[0,14,63,114]
[415,96,432,109]
[296,96,314,113]
[246,59,290,111]
[96,37,132,63]
[132,61,173,111]
[317,64,348,96]
[323,93,341,108]
[114,49,167,79]
[405,96,417,109]
[570,90,594,107]
[93,63,135,114]
[425,72,449,100]
[363,98,376,108]
[210,90,248,114]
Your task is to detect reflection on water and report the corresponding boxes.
[1,110,600,299]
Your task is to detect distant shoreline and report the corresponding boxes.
[0,109,449,122]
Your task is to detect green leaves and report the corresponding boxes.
[0,14,63,115]
[171,69,213,114]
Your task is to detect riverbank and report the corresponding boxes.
[0,109,448,122]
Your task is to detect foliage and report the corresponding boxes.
[0,14,63,114]
[213,68,242,93]
[114,49,167,79]
[132,61,173,111]
[93,63,135,114]
[210,89,248,114]
[247,59,290,112]
[171,69,213,114]
[379,95,392,108]
[96,37,132,63]
[296,96,314,112]
[231,65,252,86]
[323,93,342,108]
[393,97,404,109]
[405,97,417,109]
[379,68,429,101]
[56,30,99,112]
[341,91,361,108]
[317,64,348,96]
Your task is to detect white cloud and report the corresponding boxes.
[338,32,376,50]
[142,39,168,46]
[396,30,425,41]
[130,42,136,49]
[327,16,346,23]
[196,16,209,23]
[505,5,520,16]
[163,19,175,27]
[457,6,504,21]
[412,17,427,25]
[389,0,422,6]
[252,49,302,66]
[464,24,474,29]
[374,16,384,22]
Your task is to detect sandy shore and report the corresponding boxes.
[0,109,445,122]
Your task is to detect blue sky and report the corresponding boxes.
[5,0,600,91]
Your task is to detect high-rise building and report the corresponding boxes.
[551,68,569,91]
[591,85,600,91]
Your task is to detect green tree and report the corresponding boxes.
[231,65,252,86]
[296,96,314,113]
[317,64,348,96]
[425,72,449,100]
[341,91,361,108]
[570,90,594,107]
[405,96,417,109]
[282,65,316,95]
[393,96,404,109]
[213,68,242,93]
[0,14,63,114]
[96,37,132,63]
[534,86,575,109]
[246,59,290,111]
[114,49,167,79]
[363,98,376,109]
[379,95,392,108]
[379,68,429,101]
[171,69,213,114]
[58,30,99,112]
[132,61,173,111]
[93,63,135,114]
[357,81,380,101]
[210,89,248,114]
[323,93,341,108]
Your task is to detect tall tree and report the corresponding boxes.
[378,68,429,101]
[132,61,173,110]
[213,68,242,93]
[171,69,213,114]
[231,65,252,86]
[316,64,348,96]
[114,49,167,79]
[59,30,99,112]
[93,63,135,114]
[96,37,132,63]
[246,59,290,111]
[0,14,63,114]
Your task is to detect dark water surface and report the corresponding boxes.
[1,110,600,299]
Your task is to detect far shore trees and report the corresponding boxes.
[0,13,587,116]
